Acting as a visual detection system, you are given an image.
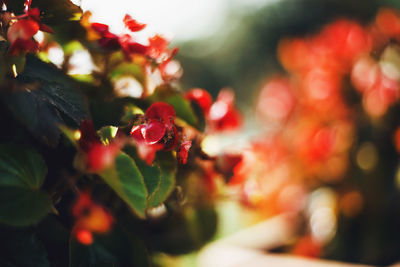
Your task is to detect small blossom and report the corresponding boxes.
[72,193,113,245]
[123,14,146,32]
[177,140,192,164]
[131,102,179,164]
[185,88,213,114]
[6,7,53,55]
[78,121,120,172]
[207,89,242,132]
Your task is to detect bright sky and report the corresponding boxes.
[78,0,275,42]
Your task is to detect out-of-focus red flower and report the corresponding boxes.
[86,143,119,172]
[375,8,400,38]
[7,6,53,55]
[292,235,322,258]
[73,193,113,245]
[131,102,179,164]
[78,121,120,172]
[297,126,336,163]
[278,38,311,73]
[147,35,169,60]
[90,22,120,50]
[177,140,192,164]
[215,153,242,177]
[185,88,213,114]
[257,77,295,123]
[207,89,242,132]
[7,19,39,55]
[119,34,149,56]
[75,229,93,245]
[123,14,146,32]
[319,19,371,64]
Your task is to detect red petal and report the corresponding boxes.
[72,193,93,218]
[39,24,54,34]
[27,7,40,21]
[98,33,120,50]
[177,140,192,164]
[185,88,213,113]
[147,34,169,59]
[7,19,39,43]
[163,126,179,150]
[75,229,93,245]
[8,39,38,55]
[131,125,145,143]
[78,120,101,153]
[145,102,176,125]
[137,143,163,165]
[141,120,166,144]
[216,89,235,108]
[123,14,146,32]
[91,23,110,35]
[87,143,118,172]
[119,34,149,55]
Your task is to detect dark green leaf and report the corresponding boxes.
[123,146,162,204]
[0,144,52,226]
[3,56,89,146]
[148,152,177,207]
[69,225,149,267]
[150,88,200,129]
[0,227,50,267]
[165,94,198,127]
[99,152,148,218]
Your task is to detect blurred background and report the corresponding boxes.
[77,0,400,266]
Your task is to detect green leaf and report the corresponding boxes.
[148,152,177,207]
[4,56,90,146]
[165,94,198,127]
[150,88,200,129]
[0,227,50,267]
[0,144,51,226]
[109,63,145,86]
[123,146,162,203]
[69,225,149,267]
[99,152,148,218]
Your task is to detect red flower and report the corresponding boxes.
[207,89,242,132]
[91,23,120,50]
[73,193,113,245]
[131,102,179,164]
[123,14,146,32]
[7,19,39,55]
[78,121,120,172]
[119,34,149,56]
[86,143,119,172]
[292,235,322,258]
[177,140,192,164]
[147,35,179,64]
[185,88,213,114]
[7,6,53,55]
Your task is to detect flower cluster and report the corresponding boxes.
[6,1,53,55]
[81,13,178,82]
[185,88,242,132]
[130,102,191,164]
[72,192,113,245]
[230,7,400,256]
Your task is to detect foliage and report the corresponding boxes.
[0,0,242,266]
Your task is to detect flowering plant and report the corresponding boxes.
[0,0,241,266]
